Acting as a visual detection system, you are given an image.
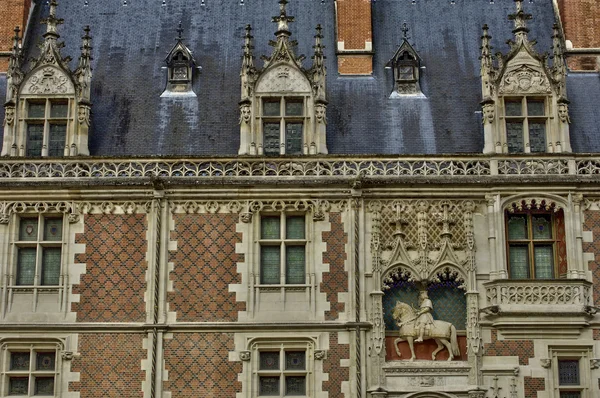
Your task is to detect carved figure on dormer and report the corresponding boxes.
[558,101,570,124]
[4,106,15,126]
[239,103,251,125]
[499,65,551,94]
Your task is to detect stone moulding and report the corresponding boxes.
[0,156,598,182]
[484,279,592,306]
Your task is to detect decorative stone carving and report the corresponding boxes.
[61,351,74,360]
[315,103,327,125]
[23,67,74,95]
[314,350,326,360]
[558,101,571,124]
[240,212,253,223]
[239,103,251,125]
[540,358,551,368]
[499,65,551,94]
[4,106,15,126]
[482,101,495,124]
[256,66,312,93]
[485,279,591,306]
[590,358,600,370]
[239,351,251,361]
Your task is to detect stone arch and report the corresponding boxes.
[500,192,567,212]
[404,392,459,398]
[20,65,75,96]
[381,265,418,331]
[255,63,312,94]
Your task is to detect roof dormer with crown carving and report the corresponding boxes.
[238,0,327,156]
[2,0,92,157]
[480,0,570,155]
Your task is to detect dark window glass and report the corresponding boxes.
[259,352,280,370]
[36,353,56,371]
[43,218,63,241]
[285,100,303,116]
[285,352,305,370]
[264,123,280,156]
[50,103,68,118]
[41,248,61,285]
[10,352,30,370]
[27,125,44,157]
[9,377,29,395]
[532,215,552,240]
[28,103,46,118]
[261,246,280,284]
[48,124,66,156]
[506,122,524,153]
[528,122,546,153]
[285,246,305,284]
[558,360,580,385]
[261,217,280,240]
[507,216,527,240]
[173,66,188,80]
[17,248,37,285]
[505,100,522,116]
[259,376,280,396]
[285,376,306,395]
[534,246,554,279]
[286,217,305,240]
[398,65,414,80]
[35,377,55,395]
[527,99,545,116]
[509,245,529,278]
[263,101,281,117]
[559,393,581,398]
[286,123,303,155]
[19,218,39,241]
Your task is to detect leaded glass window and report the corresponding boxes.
[257,348,307,397]
[557,359,582,398]
[261,98,305,156]
[4,349,57,397]
[14,216,63,286]
[506,210,562,279]
[259,215,306,285]
[25,99,69,157]
[503,97,548,153]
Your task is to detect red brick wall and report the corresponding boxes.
[335,0,372,74]
[594,329,600,340]
[322,212,348,321]
[524,376,546,397]
[323,333,350,398]
[70,333,145,398]
[163,333,241,397]
[558,0,600,71]
[0,0,31,72]
[484,330,534,366]
[168,214,244,322]
[73,214,148,322]
[583,210,600,306]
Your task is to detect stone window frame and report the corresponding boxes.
[258,95,310,156]
[546,346,594,398]
[256,212,309,287]
[22,98,72,158]
[501,95,550,153]
[0,340,63,397]
[246,338,320,398]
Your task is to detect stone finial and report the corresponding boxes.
[480,25,494,76]
[42,0,64,40]
[272,0,294,38]
[508,0,532,39]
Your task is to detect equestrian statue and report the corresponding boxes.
[392,290,460,361]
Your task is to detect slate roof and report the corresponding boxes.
[1,0,599,156]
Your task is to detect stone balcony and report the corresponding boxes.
[481,279,596,338]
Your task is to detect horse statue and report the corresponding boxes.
[392,301,460,361]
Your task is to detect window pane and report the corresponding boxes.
[534,245,554,279]
[259,376,280,396]
[259,352,280,370]
[532,215,552,239]
[560,393,581,398]
[261,246,280,284]
[398,66,414,80]
[509,245,529,278]
[28,103,46,118]
[42,248,61,285]
[35,377,55,395]
[558,360,580,385]
[285,352,305,370]
[285,376,306,395]
[263,123,280,156]
[507,216,527,240]
[527,99,545,116]
[50,102,68,118]
[36,353,56,371]
[285,100,303,116]
[261,217,280,240]
[17,248,37,285]
[27,125,44,157]
[286,246,305,284]
[528,122,546,153]
[9,377,29,395]
[263,100,280,117]
[173,66,188,80]
[19,218,39,241]
[10,352,30,370]
[506,122,524,153]
[49,124,66,157]
[505,100,522,116]
[286,123,303,155]
[286,216,305,239]
[43,218,63,241]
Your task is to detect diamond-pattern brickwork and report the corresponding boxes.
[322,213,348,321]
[322,333,349,398]
[69,333,145,397]
[168,214,245,322]
[72,214,148,322]
[484,330,533,366]
[163,333,241,397]
[524,376,545,397]
[583,210,600,306]
[594,329,600,340]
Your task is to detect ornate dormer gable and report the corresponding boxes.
[2,0,92,157]
[480,0,570,155]
[385,23,424,98]
[238,0,328,156]
[161,22,198,98]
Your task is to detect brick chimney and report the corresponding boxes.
[557,0,600,71]
[335,0,373,75]
[0,0,32,73]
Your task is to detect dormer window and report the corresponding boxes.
[396,52,417,82]
[262,97,305,156]
[170,53,190,82]
[25,99,70,157]
[504,97,548,153]
[161,23,197,97]
[386,24,423,97]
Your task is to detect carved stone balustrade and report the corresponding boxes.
[481,279,595,338]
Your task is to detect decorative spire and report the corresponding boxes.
[176,21,184,41]
[480,24,494,76]
[242,24,255,72]
[74,25,93,101]
[42,0,64,41]
[8,26,22,76]
[272,0,294,39]
[312,24,325,68]
[402,23,409,40]
[311,24,326,103]
[508,0,531,40]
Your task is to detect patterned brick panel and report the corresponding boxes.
[335,0,372,74]
[322,213,348,321]
[73,214,148,322]
[484,330,533,366]
[69,333,145,398]
[594,329,600,340]
[0,0,31,72]
[168,214,244,322]
[164,332,241,397]
[323,333,349,398]
[583,210,600,306]
[338,56,373,75]
[524,376,545,397]
[559,0,600,71]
